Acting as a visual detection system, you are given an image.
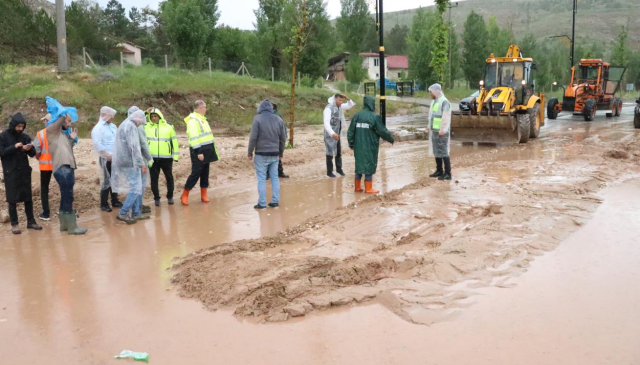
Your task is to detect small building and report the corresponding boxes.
[386,55,409,80]
[327,52,350,81]
[117,42,143,66]
[359,52,388,81]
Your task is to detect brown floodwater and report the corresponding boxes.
[0,108,638,364]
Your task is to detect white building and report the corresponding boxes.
[359,52,388,81]
[117,42,143,66]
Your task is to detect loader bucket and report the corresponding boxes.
[451,112,520,144]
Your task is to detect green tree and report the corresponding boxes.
[407,9,437,87]
[446,27,461,87]
[345,55,367,83]
[214,26,251,63]
[66,0,115,63]
[254,0,288,72]
[430,0,450,84]
[336,0,371,54]
[0,0,37,61]
[612,26,630,66]
[103,0,130,38]
[33,9,56,57]
[487,16,511,56]
[386,24,409,55]
[462,11,489,85]
[287,0,334,78]
[162,0,210,68]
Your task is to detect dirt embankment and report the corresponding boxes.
[171,134,640,324]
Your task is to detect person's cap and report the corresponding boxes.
[40,113,52,121]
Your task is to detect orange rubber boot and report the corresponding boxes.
[181,189,190,206]
[201,188,210,203]
[355,179,363,193]
[365,180,379,194]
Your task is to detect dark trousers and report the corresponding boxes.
[185,156,210,190]
[54,165,75,213]
[100,159,120,207]
[150,158,175,199]
[9,201,35,226]
[40,170,52,216]
[435,157,451,174]
[355,173,373,181]
[326,140,343,174]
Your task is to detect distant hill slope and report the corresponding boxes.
[24,0,55,16]
[377,0,640,50]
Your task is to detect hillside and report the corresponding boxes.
[380,0,640,49]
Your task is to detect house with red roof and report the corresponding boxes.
[326,52,409,81]
[117,42,143,66]
[386,55,409,80]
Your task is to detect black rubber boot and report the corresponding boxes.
[429,170,444,178]
[326,156,336,178]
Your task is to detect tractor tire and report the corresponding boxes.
[583,99,596,122]
[547,98,559,120]
[614,97,622,117]
[529,103,541,139]
[517,113,531,144]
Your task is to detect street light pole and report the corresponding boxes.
[377,0,386,126]
[571,0,577,68]
[447,2,458,89]
[55,0,69,72]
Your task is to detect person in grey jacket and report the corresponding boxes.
[128,106,152,214]
[248,100,287,209]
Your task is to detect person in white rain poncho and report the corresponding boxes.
[111,110,150,224]
[427,83,453,181]
[323,93,355,178]
[91,106,123,212]
[128,106,153,214]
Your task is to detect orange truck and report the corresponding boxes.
[547,59,625,121]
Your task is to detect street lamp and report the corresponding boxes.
[552,81,566,94]
[447,2,458,88]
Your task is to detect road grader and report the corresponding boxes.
[547,59,625,121]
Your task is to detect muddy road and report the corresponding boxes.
[1,108,639,364]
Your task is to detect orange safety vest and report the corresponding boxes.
[37,129,53,171]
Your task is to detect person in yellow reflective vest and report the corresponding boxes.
[427,83,453,181]
[145,108,179,206]
[180,100,219,205]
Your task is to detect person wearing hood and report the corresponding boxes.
[144,107,179,206]
[181,100,219,206]
[323,93,355,178]
[43,96,87,235]
[111,110,150,224]
[90,106,123,212]
[427,83,453,181]
[347,96,395,194]
[0,113,43,234]
[33,113,53,221]
[129,106,152,214]
[268,103,289,179]
[248,100,287,209]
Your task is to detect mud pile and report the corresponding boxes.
[171,135,640,324]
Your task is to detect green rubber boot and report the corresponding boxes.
[59,212,68,232]
[63,211,88,235]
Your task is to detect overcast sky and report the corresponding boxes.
[60,0,443,30]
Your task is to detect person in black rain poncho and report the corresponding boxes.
[0,113,43,234]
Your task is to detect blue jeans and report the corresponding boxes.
[53,165,75,213]
[137,170,148,211]
[355,173,373,181]
[119,167,142,217]
[254,155,280,207]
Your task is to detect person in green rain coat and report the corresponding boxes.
[347,95,394,194]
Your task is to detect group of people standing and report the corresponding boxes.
[2,85,452,235]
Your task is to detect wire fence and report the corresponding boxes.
[77,48,326,88]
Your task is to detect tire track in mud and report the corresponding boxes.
[171,131,640,325]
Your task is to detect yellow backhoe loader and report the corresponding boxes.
[452,45,545,144]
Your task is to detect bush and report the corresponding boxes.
[142,58,156,66]
[345,56,368,83]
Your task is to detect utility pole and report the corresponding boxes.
[447,2,458,89]
[55,0,69,72]
[571,0,576,68]
[377,0,386,126]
